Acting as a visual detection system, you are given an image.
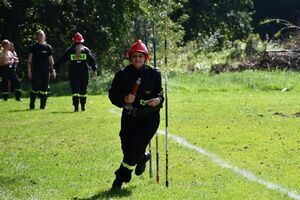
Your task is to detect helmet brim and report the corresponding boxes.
[72,39,84,43]
[127,50,150,61]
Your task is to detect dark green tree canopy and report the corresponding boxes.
[0,0,271,77]
[172,0,254,43]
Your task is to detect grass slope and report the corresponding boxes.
[0,71,299,199]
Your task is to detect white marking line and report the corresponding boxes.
[158,130,300,200]
[110,109,300,200]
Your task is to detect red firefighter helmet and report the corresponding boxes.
[72,32,84,43]
[126,40,150,61]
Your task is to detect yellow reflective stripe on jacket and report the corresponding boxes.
[72,93,80,97]
[80,94,87,97]
[70,54,87,61]
[121,162,135,170]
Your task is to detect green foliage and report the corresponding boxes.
[173,0,254,44]
[165,40,230,72]
[260,18,300,50]
[260,18,300,38]
[13,70,113,98]
[244,33,266,58]
[226,40,246,61]
[0,0,257,79]
[163,39,247,73]
[0,0,185,80]
[87,71,114,95]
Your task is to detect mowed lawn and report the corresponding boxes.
[0,71,300,199]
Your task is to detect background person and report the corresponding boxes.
[27,30,56,109]
[8,42,22,101]
[0,39,14,101]
[54,32,97,112]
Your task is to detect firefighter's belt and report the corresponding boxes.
[131,104,162,117]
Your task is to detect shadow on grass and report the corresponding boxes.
[9,108,33,112]
[0,175,22,185]
[8,109,74,113]
[51,111,74,114]
[0,175,38,186]
[77,187,134,200]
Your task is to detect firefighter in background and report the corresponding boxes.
[0,39,14,100]
[8,42,22,101]
[109,40,164,189]
[27,30,56,109]
[54,32,97,112]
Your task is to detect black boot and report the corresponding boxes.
[15,89,22,101]
[2,92,9,101]
[111,178,123,190]
[74,104,79,112]
[30,91,37,109]
[135,152,151,176]
[40,94,47,109]
[111,163,133,190]
[80,96,86,111]
[81,104,86,111]
[73,96,79,112]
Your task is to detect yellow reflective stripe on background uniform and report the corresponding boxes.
[31,90,39,94]
[39,91,48,95]
[121,162,135,170]
[70,54,87,61]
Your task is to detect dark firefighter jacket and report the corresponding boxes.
[29,42,53,72]
[109,64,164,117]
[54,45,97,73]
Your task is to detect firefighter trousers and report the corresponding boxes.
[30,70,50,109]
[114,112,160,183]
[0,65,10,100]
[69,69,88,109]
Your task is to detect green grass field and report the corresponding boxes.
[1,71,300,199]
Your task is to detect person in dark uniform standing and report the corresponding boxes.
[109,40,164,189]
[27,30,56,109]
[54,32,97,112]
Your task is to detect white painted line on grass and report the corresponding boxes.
[157,130,300,200]
[110,108,300,200]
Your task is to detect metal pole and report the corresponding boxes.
[145,20,153,178]
[164,20,169,188]
[153,25,160,184]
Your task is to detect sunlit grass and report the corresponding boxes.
[1,71,300,199]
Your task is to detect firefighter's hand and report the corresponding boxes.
[51,69,56,80]
[27,70,32,80]
[92,71,97,79]
[147,98,161,107]
[124,94,135,104]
